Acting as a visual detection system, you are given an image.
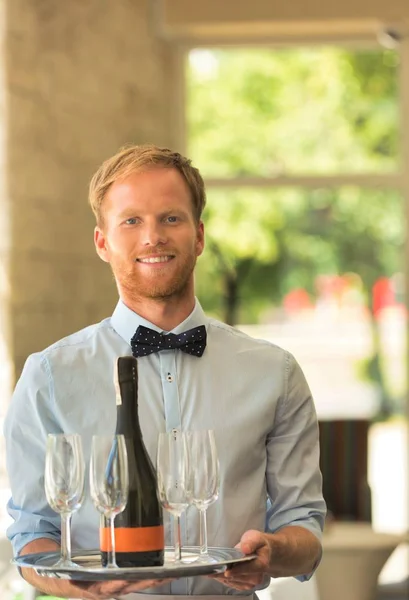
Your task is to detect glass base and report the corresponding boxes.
[166,551,218,565]
[52,557,80,569]
[166,550,200,565]
[194,554,219,565]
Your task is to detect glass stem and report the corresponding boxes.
[61,513,72,563]
[174,514,182,562]
[107,515,117,568]
[199,508,208,557]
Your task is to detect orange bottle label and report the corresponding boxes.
[100,525,164,552]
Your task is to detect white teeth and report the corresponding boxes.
[139,256,172,264]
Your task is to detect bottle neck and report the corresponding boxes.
[116,379,142,438]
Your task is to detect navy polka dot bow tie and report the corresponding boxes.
[131,324,207,358]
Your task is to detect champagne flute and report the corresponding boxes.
[44,433,85,568]
[187,429,220,562]
[89,435,129,569]
[156,431,190,563]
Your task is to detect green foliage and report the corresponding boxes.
[187,47,399,178]
[188,46,401,324]
[196,186,403,322]
[342,51,399,160]
[280,187,404,296]
[204,188,283,263]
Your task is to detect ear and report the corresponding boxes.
[196,221,205,257]
[94,226,110,263]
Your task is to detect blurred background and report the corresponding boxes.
[0,1,408,599]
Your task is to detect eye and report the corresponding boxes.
[165,216,179,223]
[125,217,137,225]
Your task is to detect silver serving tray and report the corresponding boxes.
[13,547,256,581]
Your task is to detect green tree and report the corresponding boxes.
[188,46,399,318]
[197,188,283,325]
[187,47,398,177]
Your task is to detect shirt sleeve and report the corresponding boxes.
[3,353,62,556]
[265,351,326,581]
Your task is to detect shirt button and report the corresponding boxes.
[166,373,174,383]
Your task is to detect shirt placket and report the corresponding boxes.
[159,350,187,595]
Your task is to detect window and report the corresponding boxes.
[186,44,407,534]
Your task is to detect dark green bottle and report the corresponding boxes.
[100,356,164,567]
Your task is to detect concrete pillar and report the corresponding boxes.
[2,0,172,383]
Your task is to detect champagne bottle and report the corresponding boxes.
[100,356,164,567]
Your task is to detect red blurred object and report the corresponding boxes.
[283,288,313,313]
[372,277,395,318]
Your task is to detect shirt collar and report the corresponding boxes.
[110,298,209,347]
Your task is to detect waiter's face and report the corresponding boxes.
[94,167,204,301]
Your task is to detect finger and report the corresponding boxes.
[208,569,262,584]
[225,559,265,577]
[224,572,264,585]
[76,579,129,592]
[209,571,264,591]
[210,571,264,584]
[120,577,174,593]
[221,582,259,591]
[238,530,267,555]
[217,577,263,591]
[76,580,132,600]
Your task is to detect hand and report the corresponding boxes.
[209,529,271,591]
[75,577,174,599]
[210,570,268,592]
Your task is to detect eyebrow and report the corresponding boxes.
[117,208,189,219]
[115,210,138,221]
[160,208,189,217]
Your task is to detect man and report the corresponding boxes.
[4,144,326,600]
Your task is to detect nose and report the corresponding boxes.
[141,221,168,247]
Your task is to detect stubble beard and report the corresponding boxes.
[111,251,198,302]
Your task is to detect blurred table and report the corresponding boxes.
[316,521,403,600]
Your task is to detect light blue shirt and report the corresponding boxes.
[4,299,326,596]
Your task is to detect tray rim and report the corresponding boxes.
[12,546,256,581]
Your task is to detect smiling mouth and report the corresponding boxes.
[136,255,175,264]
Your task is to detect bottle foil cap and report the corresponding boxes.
[114,357,138,405]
